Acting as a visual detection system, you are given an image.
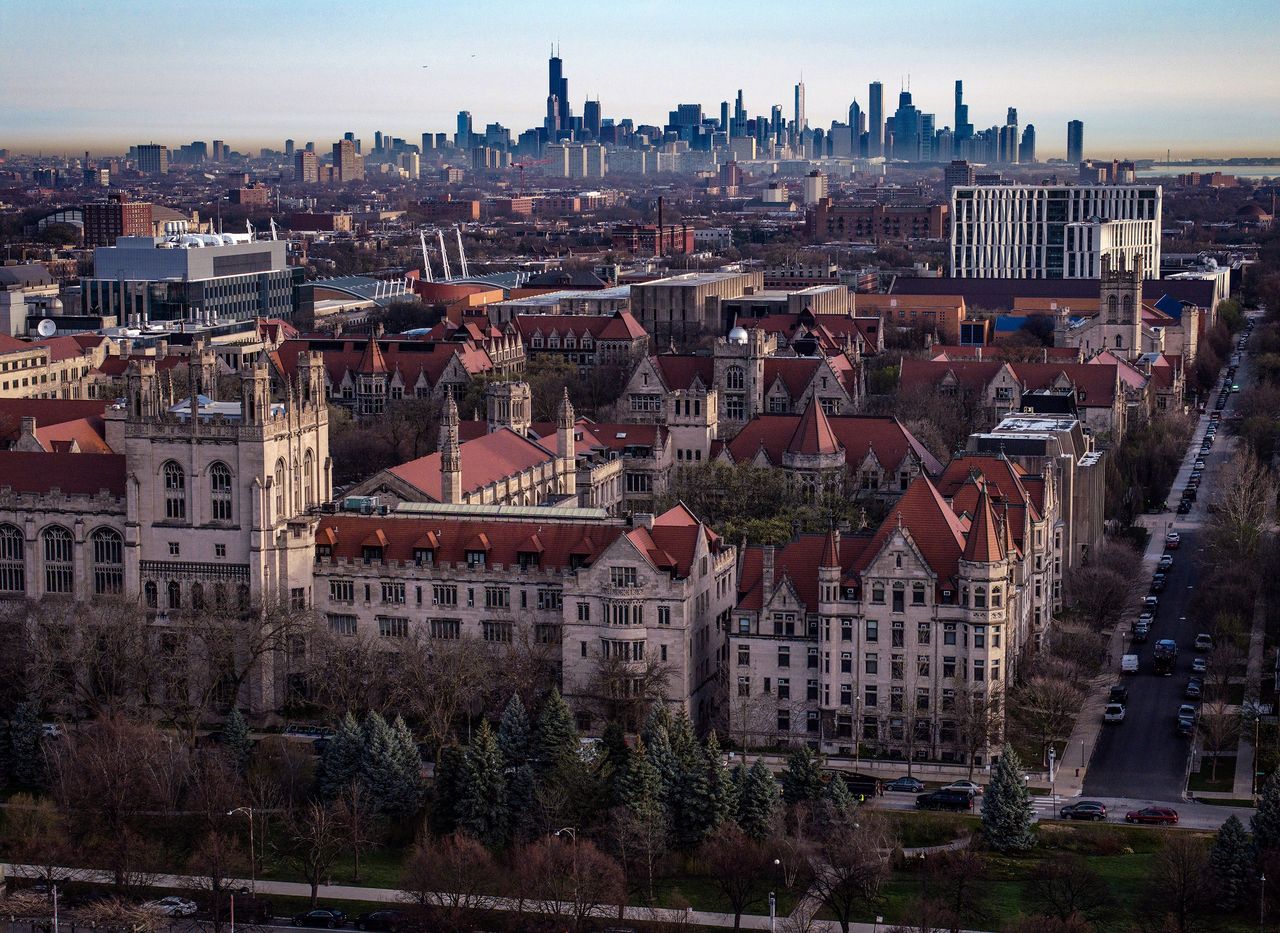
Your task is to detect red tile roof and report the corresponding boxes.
[962,482,1004,562]
[0,399,108,445]
[930,345,1082,363]
[385,428,557,501]
[787,398,841,455]
[736,533,874,611]
[274,337,495,390]
[727,413,943,476]
[899,358,1122,409]
[858,477,969,588]
[653,355,714,391]
[513,310,647,342]
[0,451,126,497]
[356,337,389,375]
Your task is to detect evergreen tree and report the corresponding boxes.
[600,720,629,801]
[703,733,737,829]
[428,743,465,835]
[981,744,1033,852]
[497,694,531,768]
[222,708,252,774]
[458,721,509,847]
[780,746,825,807]
[8,702,41,788]
[360,712,419,817]
[617,738,663,814]
[387,715,424,816]
[667,738,713,849]
[667,710,699,760]
[316,712,362,800]
[641,704,672,748]
[736,760,779,841]
[1209,814,1253,910]
[823,769,856,817]
[1251,770,1280,859]
[534,689,578,772]
[646,723,678,803]
[505,763,538,842]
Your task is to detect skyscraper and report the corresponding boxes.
[794,80,806,140]
[1019,124,1037,164]
[1067,120,1085,164]
[954,80,972,151]
[455,111,473,149]
[332,139,360,182]
[549,46,570,132]
[892,91,921,161]
[868,82,884,157]
[137,144,169,175]
[583,99,601,138]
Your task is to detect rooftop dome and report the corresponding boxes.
[727,325,749,345]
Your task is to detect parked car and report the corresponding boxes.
[1158,554,1174,571]
[1194,633,1214,652]
[1151,573,1167,592]
[144,898,199,918]
[1108,684,1130,704]
[1176,500,1192,515]
[916,789,974,812]
[941,780,983,796]
[834,771,884,798]
[39,722,63,739]
[1121,653,1139,674]
[1192,656,1208,675]
[294,909,347,928]
[1132,623,1150,644]
[1182,488,1197,503]
[1138,611,1155,627]
[1126,807,1179,825]
[885,776,926,793]
[1103,703,1126,723]
[1185,678,1203,699]
[1165,532,1181,549]
[1141,595,1159,610]
[354,912,405,932]
[1194,459,1206,470]
[1060,801,1108,821]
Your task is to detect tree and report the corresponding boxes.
[517,836,626,931]
[457,721,509,846]
[9,700,43,787]
[335,779,380,883]
[915,846,990,933]
[535,687,579,772]
[736,760,780,841]
[429,744,466,836]
[401,831,498,933]
[588,653,671,731]
[953,687,1003,779]
[698,822,774,931]
[1210,449,1277,565]
[1198,700,1241,781]
[1209,814,1253,911]
[185,831,247,933]
[981,744,1033,852]
[278,802,345,907]
[497,693,537,841]
[497,693,532,766]
[4,793,78,887]
[1065,541,1143,630]
[1142,834,1209,933]
[1028,853,1117,926]
[1006,675,1083,765]
[780,746,826,807]
[359,712,421,817]
[804,812,895,933]
[823,770,856,818]
[222,708,252,774]
[1253,769,1280,858]
[317,712,362,800]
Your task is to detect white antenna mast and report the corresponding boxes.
[436,229,452,281]
[419,231,434,282]
[268,218,277,241]
[454,226,469,278]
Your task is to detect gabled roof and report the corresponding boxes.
[629,502,722,578]
[930,344,1082,364]
[513,310,647,342]
[0,399,109,446]
[0,451,126,497]
[736,533,875,611]
[651,355,714,392]
[383,428,558,502]
[727,413,943,476]
[355,337,389,375]
[858,477,969,587]
[274,336,496,389]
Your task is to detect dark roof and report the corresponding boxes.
[0,265,54,289]
[0,451,126,497]
[889,276,1216,311]
[523,269,609,289]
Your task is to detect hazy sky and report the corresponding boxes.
[4,0,1279,158]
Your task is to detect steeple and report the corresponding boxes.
[440,393,462,504]
[963,481,1004,563]
[557,389,576,498]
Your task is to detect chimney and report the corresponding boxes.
[632,512,655,530]
[762,544,775,594]
[15,417,41,452]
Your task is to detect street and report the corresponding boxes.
[1083,327,1252,801]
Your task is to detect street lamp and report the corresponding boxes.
[228,807,255,893]
[1261,871,1267,933]
[554,827,579,910]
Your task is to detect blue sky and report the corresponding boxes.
[3,0,1279,157]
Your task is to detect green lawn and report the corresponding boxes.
[880,811,976,849]
[1188,757,1237,793]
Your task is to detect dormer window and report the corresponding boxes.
[316,544,332,561]
[518,551,541,570]
[413,548,435,567]
[361,545,383,563]
[466,550,486,569]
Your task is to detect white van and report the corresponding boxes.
[1121,654,1139,674]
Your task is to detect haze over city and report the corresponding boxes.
[4,0,1280,156]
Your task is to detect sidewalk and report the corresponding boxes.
[1232,596,1268,798]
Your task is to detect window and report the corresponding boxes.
[892,621,904,647]
[973,659,986,681]
[328,614,357,636]
[890,686,904,712]
[725,366,745,390]
[169,541,180,556]
[871,583,885,604]
[210,462,233,521]
[737,676,750,697]
[431,619,461,639]
[892,586,904,613]
[303,449,315,507]
[163,461,186,520]
[807,679,819,701]
[432,584,457,607]
[382,581,405,604]
[912,583,925,606]
[841,618,853,642]
[916,687,930,711]
[974,586,987,609]
[974,626,986,649]
[891,655,904,680]
[329,580,354,603]
[840,651,852,673]
[0,525,23,593]
[840,684,852,705]
[215,543,226,558]
[943,656,957,678]
[537,588,562,611]
[577,601,591,622]
[91,528,123,595]
[992,626,1002,648]
[610,566,637,587]
[378,616,409,639]
[944,623,957,646]
[658,605,671,626]
[274,459,287,517]
[777,646,790,667]
[865,653,878,675]
[466,550,486,569]
[738,644,750,666]
[777,677,791,700]
[144,580,158,608]
[865,685,878,707]
[485,586,510,610]
[866,619,878,642]
[942,689,956,711]
[40,526,73,595]
[808,646,819,669]
[991,586,1002,608]
[483,620,513,643]
[167,580,182,610]
[991,659,1001,681]
[917,622,931,644]
[917,655,931,677]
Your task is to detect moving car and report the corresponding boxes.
[144,898,199,918]
[1125,806,1179,825]
[294,909,347,928]
[1103,703,1126,723]
[885,776,926,793]
[1194,633,1214,652]
[1165,532,1181,549]
[355,912,406,932]
[942,780,983,796]
[916,789,974,812]
[1060,801,1108,821]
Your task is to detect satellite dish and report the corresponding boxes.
[36,319,56,338]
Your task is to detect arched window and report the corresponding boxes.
[991,586,1003,608]
[274,459,286,518]
[0,524,24,593]
[1106,294,1118,321]
[1115,334,1123,349]
[1122,294,1134,319]
[43,526,73,594]
[210,462,233,522]
[974,586,987,609]
[213,583,227,609]
[237,584,250,611]
[163,461,186,520]
[91,527,123,595]
[167,580,182,611]
[725,366,745,391]
[303,449,315,508]
[144,581,158,609]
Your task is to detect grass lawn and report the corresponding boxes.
[880,811,976,849]
[1188,756,1237,792]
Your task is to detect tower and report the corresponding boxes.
[126,359,162,421]
[868,82,884,157]
[557,389,576,497]
[486,380,531,437]
[440,394,462,504]
[240,355,272,425]
[1100,254,1143,355]
[187,343,220,402]
[1067,120,1084,164]
[297,350,327,406]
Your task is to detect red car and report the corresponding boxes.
[1125,806,1179,825]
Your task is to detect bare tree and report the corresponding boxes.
[610,803,668,906]
[185,830,248,933]
[516,835,626,931]
[1006,674,1084,766]
[698,822,774,931]
[396,634,492,758]
[954,686,1004,779]
[305,630,402,719]
[1065,541,1143,630]
[4,793,80,887]
[76,899,167,933]
[1028,853,1117,926]
[336,779,381,883]
[400,831,498,932]
[588,654,671,732]
[1205,641,1245,703]
[1210,449,1277,565]
[803,812,895,933]
[1141,834,1210,933]
[920,845,990,933]
[1198,700,1240,782]
[276,802,345,907]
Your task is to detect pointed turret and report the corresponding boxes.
[356,336,388,375]
[821,529,841,569]
[440,393,462,503]
[963,481,1003,563]
[786,396,841,456]
[557,388,576,498]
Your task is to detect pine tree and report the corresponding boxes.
[641,704,672,748]
[1251,770,1280,859]
[981,744,1033,852]
[703,733,737,829]
[646,723,678,803]
[617,738,663,814]
[428,743,465,835]
[458,721,509,847]
[386,715,424,816]
[823,769,856,817]
[736,760,779,841]
[222,708,252,774]
[780,746,825,807]
[534,688,578,772]
[667,738,713,849]
[361,712,419,816]
[316,712,362,800]
[8,702,41,788]
[497,694,531,768]
[505,763,538,842]
[601,720,629,801]
[1209,814,1253,909]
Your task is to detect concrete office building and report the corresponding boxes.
[137,144,169,175]
[82,235,299,323]
[950,185,1162,279]
[295,150,319,184]
[630,271,763,345]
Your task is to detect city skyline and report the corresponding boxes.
[3,0,1279,157]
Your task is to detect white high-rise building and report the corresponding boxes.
[950,184,1162,279]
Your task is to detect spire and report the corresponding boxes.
[356,336,388,375]
[821,529,841,569]
[557,387,574,429]
[440,393,462,504]
[963,482,1003,563]
[787,397,841,456]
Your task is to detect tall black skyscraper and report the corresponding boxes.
[548,46,569,132]
[1067,119,1084,164]
[868,81,884,157]
[583,99,602,138]
[954,80,972,148]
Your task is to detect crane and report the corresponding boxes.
[511,158,550,195]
